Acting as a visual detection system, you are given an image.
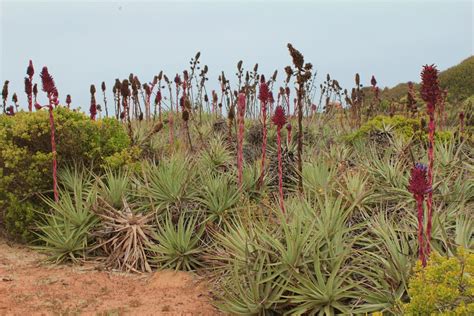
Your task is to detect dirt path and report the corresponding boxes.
[0,238,221,315]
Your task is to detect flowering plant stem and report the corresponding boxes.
[237,93,246,187]
[258,100,267,188]
[47,100,59,202]
[415,195,426,266]
[276,126,285,214]
[425,107,435,257]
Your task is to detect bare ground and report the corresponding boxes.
[0,238,221,315]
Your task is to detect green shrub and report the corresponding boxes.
[344,115,453,143]
[0,108,129,240]
[404,248,474,315]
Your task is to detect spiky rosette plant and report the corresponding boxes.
[420,64,440,258]
[272,105,287,213]
[35,170,98,263]
[150,213,204,271]
[92,197,154,273]
[408,162,431,267]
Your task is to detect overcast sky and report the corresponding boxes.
[1,0,472,111]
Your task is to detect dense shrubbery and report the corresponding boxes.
[345,115,453,143]
[0,107,129,240]
[404,248,474,315]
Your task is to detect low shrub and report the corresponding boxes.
[344,114,452,143]
[0,108,129,240]
[404,248,474,315]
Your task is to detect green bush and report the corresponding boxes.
[0,108,129,240]
[344,115,453,143]
[404,248,474,315]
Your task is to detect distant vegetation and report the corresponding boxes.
[365,56,474,102]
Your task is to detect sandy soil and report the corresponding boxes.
[0,238,221,315]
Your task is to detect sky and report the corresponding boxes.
[0,0,473,111]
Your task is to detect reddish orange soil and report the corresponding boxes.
[0,238,221,315]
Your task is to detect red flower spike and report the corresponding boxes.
[258,81,270,104]
[408,163,431,197]
[174,74,181,86]
[272,105,287,129]
[40,67,57,96]
[24,77,32,95]
[155,91,162,104]
[371,75,377,87]
[27,60,34,78]
[420,64,440,109]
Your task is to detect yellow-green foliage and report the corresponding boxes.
[103,145,142,171]
[0,108,130,240]
[404,248,474,315]
[345,115,452,143]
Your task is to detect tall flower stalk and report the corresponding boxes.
[12,93,18,113]
[25,60,34,112]
[237,92,246,186]
[2,80,8,113]
[286,43,312,193]
[420,64,440,257]
[286,122,292,146]
[38,67,60,202]
[65,94,72,109]
[155,90,162,122]
[272,105,287,214]
[113,79,121,119]
[369,75,380,117]
[258,76,270,188]
[408,162,431,267]
[90,84,97,120]
[101,81,108,117]
[181,78,193,152]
